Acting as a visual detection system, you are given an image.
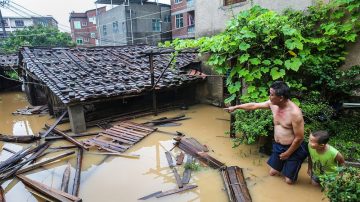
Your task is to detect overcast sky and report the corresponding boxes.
[2,0,170,32]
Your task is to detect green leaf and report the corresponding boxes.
[273,59,283,65]
[285,38,303,50]
[262,60,271,65]
[260,67,270,73]
[343,33,357,42]
[249,58,261,65]
[238,68,250,77]
[239,42,251,51]
[292,98,301,106]
[224,94,236,104]
[284,58,302,71]
[247,86,256,93]
[238,54,250,63]
[227,81,241,94]
[270,67,285,80]
[282,25,297,36]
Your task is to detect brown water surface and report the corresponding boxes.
[0,92,327,202]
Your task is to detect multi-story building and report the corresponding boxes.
[195,0,314,37]
[96,0,171,46]
[69,7,106,46]
[170,0,195,39]
[0,16,58,37]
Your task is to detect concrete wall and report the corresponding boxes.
[195,0,314,37]
[98,6,127,46]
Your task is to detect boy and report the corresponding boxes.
[308,130,345,185]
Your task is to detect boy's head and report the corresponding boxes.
[309,130,330,149]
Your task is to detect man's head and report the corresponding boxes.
[269,81,290,105]
[309,130,330,149]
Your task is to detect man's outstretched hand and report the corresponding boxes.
[224,106,236,113]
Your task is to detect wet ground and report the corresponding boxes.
[0,92,328,202]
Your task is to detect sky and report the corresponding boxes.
[1,0,170,32]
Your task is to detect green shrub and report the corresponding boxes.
[233,109,273,146]
[321,167,360,202]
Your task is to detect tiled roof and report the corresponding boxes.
[0,54,19,69]
[21,45,202,104]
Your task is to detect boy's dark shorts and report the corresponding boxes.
[267,141,308,182]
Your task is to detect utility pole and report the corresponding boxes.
[0,0,9,38]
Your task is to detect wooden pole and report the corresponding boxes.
[45,125,88,150]
[42,111,68,138]
[16,151,75,175]
[72,148,83,196]
[149,53,157,116]
[61,163,71,193]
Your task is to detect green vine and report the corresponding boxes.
[161,0,360,103]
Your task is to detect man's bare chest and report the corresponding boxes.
[272,109,292,128]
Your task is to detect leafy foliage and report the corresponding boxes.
[234,109,273,145]
[161,0,360,149]
[321,167,360,202]
[1,26,75,53]
[184,161,201,171]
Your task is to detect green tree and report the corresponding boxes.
[0,25,75,53]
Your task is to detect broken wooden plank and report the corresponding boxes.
[176,152,185,165]
[16,151,75,175]
[61,163,71,193]
[0,134,40,143]
[182,156,193,184]
[42,111,68,138]
[138,190,162,200]
[72,148,83,197]
[85,152,140,159]
[156,185,198,198]
[48,127,89,150]
[165,152,183,188]
[221,166,252,202]
[100,133,136,145]
[0,185,5,202]
[17,175,79,202]
[45,132,98,141]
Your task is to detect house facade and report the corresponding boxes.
[97,1,171,46]
[170,0,195,39]
[195,0,314,37]
[0,16,58,37]
[69,7,106,46]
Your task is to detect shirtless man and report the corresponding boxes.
[224,81,308,184]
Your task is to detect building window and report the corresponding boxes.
[74,21,81,29]
[103,25,107,36]
[152,19,161,32]
[89,17,96,24]
[175,0,182,3]
[175,14,183,28]
[81,21,88,26]
[164,15,171,23]
[15,20,24,27]
[90,32,96,38]
[113,21,119,33]
[76,37,83,45]
[84,37,89,42]
[224,0,246,6]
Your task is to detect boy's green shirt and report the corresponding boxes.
[308,144,339,176]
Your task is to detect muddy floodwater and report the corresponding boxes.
[0,92,328,202]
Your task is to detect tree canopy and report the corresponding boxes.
[0,25,75,53]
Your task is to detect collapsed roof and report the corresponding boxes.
[21,45,203,105]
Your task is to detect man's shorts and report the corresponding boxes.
[267,141,308,182]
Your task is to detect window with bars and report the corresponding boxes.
[152,19,161,32]
[15,20,24,27]
[76,37,83,45]
[224,0,246,6]
[103,25,107,36]
[175,14,183,28]
[113,21,119,33]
